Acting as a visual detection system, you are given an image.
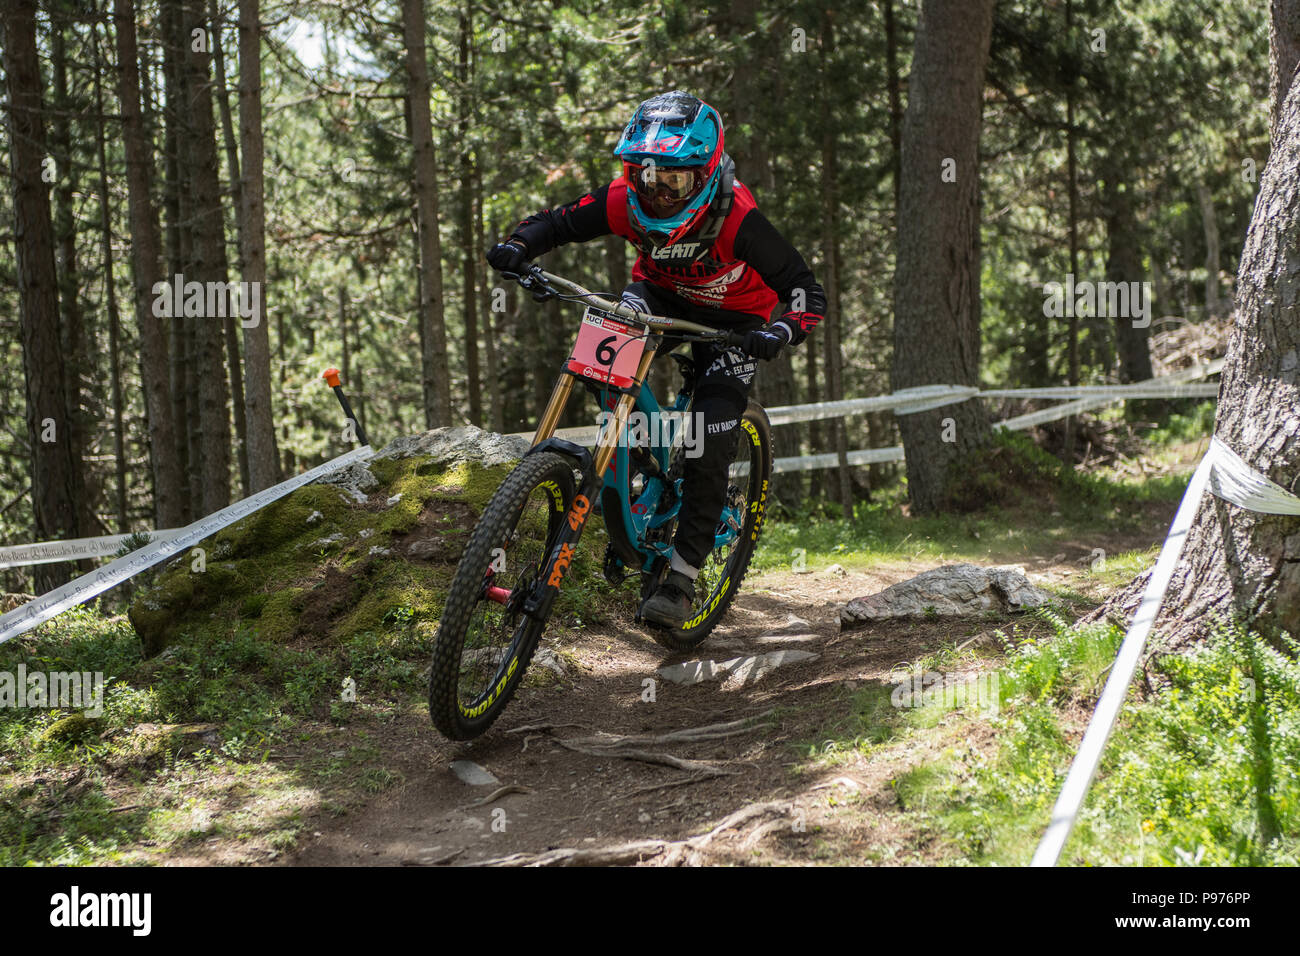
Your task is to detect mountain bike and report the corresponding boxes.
[428,264,773,740]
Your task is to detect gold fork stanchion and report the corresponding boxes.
[592,338,659,476]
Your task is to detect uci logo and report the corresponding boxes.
[651,242,701,260]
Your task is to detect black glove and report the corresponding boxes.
[486,239,528,274]
[739,323,791,361]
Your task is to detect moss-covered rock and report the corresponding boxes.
[40,713,101,746]
[126,442,539,657]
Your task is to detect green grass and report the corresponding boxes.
[887,616,1300,866]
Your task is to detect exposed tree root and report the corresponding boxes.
[471,800,794,867]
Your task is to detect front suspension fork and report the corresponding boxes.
[524,337,660,620]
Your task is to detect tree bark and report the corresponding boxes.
[457,6,481,426]
[891,0,995,513]
[49,14,94,539]
[1063,0,1081,460]
[160,0,199,516]
[1271,0,1300,147]
[1198,182,1222,317]
[210,0,250,494]
[180,0,233,514]
[883,0,903,209]
[114,0,185,530]
[1102,159,1155,384]
[474,166,504,433]
[1094,73,1300,649]
[821,8,853,520]
[4,0,79,591]
[238,0,281,488]
[402,0,453,428]
[93,16,130,532]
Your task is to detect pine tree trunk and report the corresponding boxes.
[1063,0,1081,460]
[402,0,453,428]
[4,0,79,591]
[93,19,130,532]
[114,0,185,530]
[883,0,903,209]
[1270,0,1300,148]
[1091,70,1300,649]
[238,0,281,488]
[1198,182,1222,317]
[804,318,824,497]
[210,0,250,494]
[475,167,504,433]
[457,7,482,426]
[180,0,233,515]
[160,0,199,517]
[49,16,94,539]
[821,9,853,520]
[891,0,995,513]
[1102,158,1155,384]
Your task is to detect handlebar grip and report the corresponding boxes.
[725,331,749,349]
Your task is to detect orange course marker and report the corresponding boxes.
[323,368,342,388]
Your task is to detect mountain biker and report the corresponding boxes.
[486,90,827,628]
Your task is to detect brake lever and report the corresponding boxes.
[500,263,557,301]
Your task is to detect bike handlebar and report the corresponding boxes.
[502,262,751,347]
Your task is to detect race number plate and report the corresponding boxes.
[567,308,646,388]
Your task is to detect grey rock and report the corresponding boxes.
[532,647,573,679]
[754,613,819,645]
[450,760,500,787]
[839,563,1050,628]
[753,632,819,645]
[657,649,819,687]
[376,426,529,468]
[320,462,379,503]
[406,537,451,560]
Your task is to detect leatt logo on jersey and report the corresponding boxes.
[651,242,701,260]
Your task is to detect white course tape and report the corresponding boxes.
[0,446,374,647]
[1031,447,1216,867]
[512,363,1222,453]
[1032,433,1299,866]
[1207,436,1300,514]
[0,530,185,570]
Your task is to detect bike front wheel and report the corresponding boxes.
[428,451,574,740]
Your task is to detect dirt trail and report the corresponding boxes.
[283,533,1142,867]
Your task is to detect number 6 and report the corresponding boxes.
[596,335,617,366]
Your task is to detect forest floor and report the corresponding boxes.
[276,502,1176,868]
[14,422,1266,867]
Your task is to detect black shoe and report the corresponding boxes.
[640,570,695,628]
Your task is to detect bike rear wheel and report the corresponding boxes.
[428,451,574,740]
[649,400,773,652]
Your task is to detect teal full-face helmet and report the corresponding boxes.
[613,91,726,247]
